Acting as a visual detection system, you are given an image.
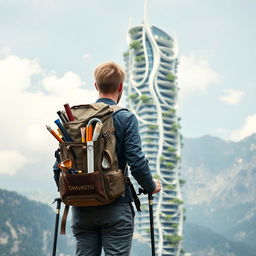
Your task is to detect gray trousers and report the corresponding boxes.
[71,202,135,256]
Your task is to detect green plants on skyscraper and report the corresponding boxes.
[170,123,181,133]
[159,156,165,162]
[128,93,139,100]
[129,29,140,36]
[168,108,176,114]
[148,124,158,130]
[168,198,183,205]
[123,50,129,57]
[171,127,178,133]
[163,108,176,118]
[153,174,161,179]
[140,94,152,103]
[170,223,179,229]
[180,249,186,255]
[164,184,176,190]
[168,87,177,93]
[166,73,176,82]
[167,146,176,153]
[165,162,175,169]
[162,112,169,117]
[135,55,145,62]
[179,179,186,186]
[173,154,181,162]
[180,134,184,147]
[129,40,141,51]
[164,235,183,244]
[164,214,173,221]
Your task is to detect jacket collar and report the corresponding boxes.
[96,98,116,105]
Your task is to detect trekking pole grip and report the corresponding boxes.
[53,197,62,212]
[148,193,153,203]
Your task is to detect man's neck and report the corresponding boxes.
[98,93,117,103]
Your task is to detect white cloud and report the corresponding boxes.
[0,55,42,93]
[0,55,97,174]
[178,52,220,99]
[220,89,245,105]
[42,72,85,96]
[229,115,256,141]
[0,150,28,175]
[0,47,12,56]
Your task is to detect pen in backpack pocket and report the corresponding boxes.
[64,103,75,121]
[57,128,63,139]
[57,111,69,123]
[80,127,86,143]
[54,119,73,142]
[46,125,63,143]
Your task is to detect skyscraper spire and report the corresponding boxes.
[144,0,149,26]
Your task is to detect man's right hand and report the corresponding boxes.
[152,179,161,194]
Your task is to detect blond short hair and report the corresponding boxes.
[94,62,125,94]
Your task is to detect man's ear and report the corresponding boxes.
[118,82,123,92]
[94,82,99,91]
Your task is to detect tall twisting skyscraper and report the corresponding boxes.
[123,2,184,256]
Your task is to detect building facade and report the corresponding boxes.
[123,4,184,256]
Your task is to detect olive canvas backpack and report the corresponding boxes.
[57,102,127,234]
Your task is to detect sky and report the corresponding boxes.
[0,0,255,194]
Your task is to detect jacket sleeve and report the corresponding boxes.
[123,113,156,193]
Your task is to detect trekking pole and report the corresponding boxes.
[52,198,62,256]
[148,193,156,256]
[138,188,156,256]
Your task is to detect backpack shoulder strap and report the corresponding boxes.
[110,105,129,115]
[71,102,107,111]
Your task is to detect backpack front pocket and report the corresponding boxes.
[59,171,107,206]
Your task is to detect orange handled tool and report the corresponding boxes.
[86,125,93,142]
[46,125,63,143]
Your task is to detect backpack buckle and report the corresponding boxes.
[103,130,109,138]
[103,128,115,138]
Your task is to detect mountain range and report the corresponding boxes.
[0,188,74,256]
[181,133,256,252]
